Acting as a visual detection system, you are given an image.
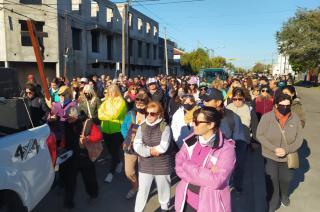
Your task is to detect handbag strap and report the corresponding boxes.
[81,119,89,137]
[85,98,93,119]
[276,122,289,146]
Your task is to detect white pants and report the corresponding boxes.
[134,172,171,212]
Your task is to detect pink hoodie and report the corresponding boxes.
[175,130,236,212]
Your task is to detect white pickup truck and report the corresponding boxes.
[0,98,55,212]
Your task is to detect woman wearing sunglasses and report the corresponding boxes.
[253,84,274,121]
[175,107,236,212]
[226,87,259,192]
[257,93,303,211]
[133,101,172,212]
[121,93,150,199]
[171,95,199,148]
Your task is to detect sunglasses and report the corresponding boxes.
[146,112,159,117]
[261,89,268,93]
[200,88,207,91]
[135,98,146,102]
[232,97,244,101]
[193,119,211,126]
[58,93,65,96]
[26,91,32,94]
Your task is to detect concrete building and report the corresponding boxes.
[0,0,167,83]
[0,0,60,87]
[117,3,161,77]
[173,48,185,76]
[272,53,294,76]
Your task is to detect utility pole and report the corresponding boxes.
[63,10,69,81]
[164,27,169,75]
[127,0,131,77]
[121,3,126,76]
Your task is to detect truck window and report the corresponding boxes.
[0,98,34,137]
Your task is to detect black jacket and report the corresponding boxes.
[26,96,49,127]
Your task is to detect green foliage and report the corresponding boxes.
[181,48,244,73]
[276,8,320,72]
[210,56,226,68]
[181,48,211,73]
[252,62,266,73]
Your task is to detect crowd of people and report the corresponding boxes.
[23,72,305,212]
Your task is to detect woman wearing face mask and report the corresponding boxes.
[133,101,173,212]
[257,93,303,212]
[49,78,61,103]
[49,86,77,148]
[79,85,101,124]
[124,85,139,111]
[171,95,199,148]
[59,106,102,209]
[175,107,236,212]
[121,93,150,199]
[98,84,127,183]
[282,85,306,128]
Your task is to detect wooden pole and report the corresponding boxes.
[26,19,50,100]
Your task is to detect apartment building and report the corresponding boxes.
[0,0,168,83]
[0,0,60,86]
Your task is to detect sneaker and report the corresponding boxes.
[115,162,123,174]
[104,173,113,183]
[126,189,137,199]
[281,198,290,207]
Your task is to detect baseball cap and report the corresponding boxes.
[147,78,157,85]
[188,76,198,85]
[203,88,224,102]
[80,77,88,83]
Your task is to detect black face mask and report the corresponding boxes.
[183,104,194,111]
[277,105,291,116]
[85,93,92,100]
[136,108,146,114]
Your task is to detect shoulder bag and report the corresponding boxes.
[277,122,299,169]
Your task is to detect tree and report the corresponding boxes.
[210,56,226,68]
[181,48,210,73]
[252,62,265,73]
[276,8,320,73]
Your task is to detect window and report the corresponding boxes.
[153,26,158,36]
[146,22,151,34]
[20,0,42,4]
[129,13,133,28]
[107,35,113,60]
[91,31,100,53]
[106,7,113,23]
[72,27,82,50]
[146,43,150,59]
[91,1,99,17]
[92,63,99,69]
[138,41,142,58]
[153,45,157,60]
[19,20,44,46]
[159,45,164,59]
[72,0,82,11]
[138,18,143,32]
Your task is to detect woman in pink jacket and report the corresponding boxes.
[175,107,236,212]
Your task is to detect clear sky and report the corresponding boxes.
[121,0,319,69]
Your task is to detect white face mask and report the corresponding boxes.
[199,134,216,147]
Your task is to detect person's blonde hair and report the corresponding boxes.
[211,79,223,90]
[83,84,97,98]
[105,84,123,99]
[146,101,164,118]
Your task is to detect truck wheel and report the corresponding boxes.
[3,191,27,212]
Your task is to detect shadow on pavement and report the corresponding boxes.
[289,139,310,195]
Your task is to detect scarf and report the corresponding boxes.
[184,106,199,124]
[199,134,216,147]
[146,118,162,126]
[274,108,291,129]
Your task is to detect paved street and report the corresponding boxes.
[33,86,319,212]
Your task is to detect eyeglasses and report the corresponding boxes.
[146,112,159,117]
[58,93,65,96]
[261,89,268,93]
[26,91,32,94]
[232,97,244,101]
[193,119,211,126]
[200,88,207,91]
